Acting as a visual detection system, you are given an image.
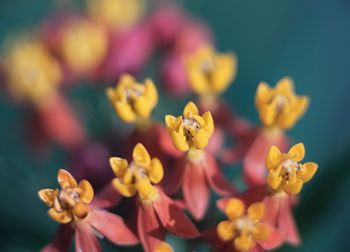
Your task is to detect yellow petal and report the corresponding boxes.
[165,115,176,132]
[298,162,318,182]
[183,101,199,117]
[58,169,77,189]
[193,114,205,127]
[217,221,235,241]
[133,143,151,167]
[225,198,245,220]
[170,130,189,152]
[247,202,265,222]
[255,82,272,109]
[252,223,270,240]
[259,103,277,127]
[277,110,297,129]
[266,145,282,170]
[234,235,253,252]
[202,111,214,136]
[109,157,129,178]
[134,96,154,118]
[112,178,136,197]
[115,101,137,123]
[144,78,158,106]
[288,143,305,162]
[38,189,57,207]
[211,53,236,94]
[135,178,159,201]
[148,158,164,184]
[276,77,294,95]
[284,180,303,195]
[123,169,134,184]
[106,87,116,103]
[48,208,72,224]
[267,170,282,190]
[156,242,173,252]
[187,67,210,96]
[191,128,209,149]
[79,180,94,204]
[294,95,309,118]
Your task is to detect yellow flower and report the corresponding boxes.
[155,242,173,252]
[38,169,94,224]
[255,77,309,129]
[266,143,318,195]
[4,38,62,105]
[87,0,145,29]
[110,143,163,202]
[165,101,214,152]
[60,19,108,73]
[217,198,270,252]
[185,45,237,96]
[106,74,158,123]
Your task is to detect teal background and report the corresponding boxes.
[0,0,350,251]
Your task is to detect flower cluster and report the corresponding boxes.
[0,1,319,252]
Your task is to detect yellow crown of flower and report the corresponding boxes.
[217,198,269,252]
[4,38,62,105]
[266,143,318,195]
[60,19,108,73]
[38,169,94,224]
[255,77,309,129]
[87,0,145,29]
[110,143,163,202]
[185,45,237,96]
[165,101,214,152]
[106,74,158,123]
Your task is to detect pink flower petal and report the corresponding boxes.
[243,129,288,186]
[201,226,224,249]
[91,183,121,209]
[278,196,301,246]
[203,153,236,196]
[257,227,283,250]
[41,224,73,252]
[183,160,210,220]
[88,209,138,246]
[137,201,165,252]
[153,189,199,238]
[162,156,185,195]
[263,195,281,225]
[75,221,101,252]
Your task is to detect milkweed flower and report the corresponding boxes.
[87,0,145,30]
[106,74,158,124]
[165,102,236,220]
[185,45,237,98]
[3,37,86,149]
[39,169,138,252]
[204,198,282,252]
[242,77,309,186]
[109,143,199,252]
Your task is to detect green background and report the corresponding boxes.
[0,0,349,251]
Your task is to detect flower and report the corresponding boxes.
[165,101,214,151]
[216,198,270,252]
[4,38,62,105]
[266,143,318,195]
[109,143,199,252]
[87,0,145,30]
[59,18,108,74]
[106,74,158,123]
[185,45,237,97]
[39,169,138,251]
[255,77,309,129]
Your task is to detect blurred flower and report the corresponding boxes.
[255,77,309,129]
[87,0,145,30]
[266,143,318,195]
[106,74,158,123]
[185,45,237,97]
[155,242,173,252]
[110,143,199,252]
[165,102,235,220]
[165,101,214,152]
[58,18,108,75]
[39,169,138,251]
[3,38,61,105]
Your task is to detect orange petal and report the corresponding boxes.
[38,189,57,207]
[57,169,77,189]
[298,162,318,182]
[247,202,265,222]
[288,143,305,162]
[225,198,245,220]
[48,208,72,224]
[79,179,94,204]
[133,143,151,167]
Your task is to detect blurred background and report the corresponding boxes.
[0,0,350,251]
